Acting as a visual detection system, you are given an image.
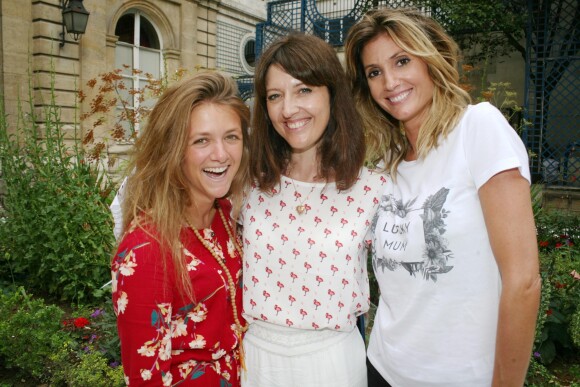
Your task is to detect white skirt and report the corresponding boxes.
[241,321,367,387]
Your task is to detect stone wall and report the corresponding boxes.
[543,188,580,214]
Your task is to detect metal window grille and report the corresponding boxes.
[524,0,580,186]
[217,21,255,75]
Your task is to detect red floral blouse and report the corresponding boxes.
[112,199,244,386]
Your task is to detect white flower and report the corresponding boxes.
[178,360,197,379]
[140,369,152,381]
[183,248,200,271]
[189,334,206,349]
[137,344,155,357]
[188,304,207,322]
[162,371,173,386]
[119,250,137,276]
[203,229,214,239]
[227,239,236,257]
[119,261,137,276]
[159,336,172,361]
[212,348,226,360]
[187,259,200,271]
[116,292,128,314]
[171,318,188,338]
[212,360,221,375]
[111,272,118,293]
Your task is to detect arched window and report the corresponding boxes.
[114,11,162,137]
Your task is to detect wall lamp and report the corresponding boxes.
[60,0,90,47]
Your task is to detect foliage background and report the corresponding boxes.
[0,83,115,304]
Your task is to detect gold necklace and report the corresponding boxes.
[186,202,248,369]
[287,176,317,215]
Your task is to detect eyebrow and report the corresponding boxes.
[363,50,407,70]
[190,126,242,138]
[266,80,307,93]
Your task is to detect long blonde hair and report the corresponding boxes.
[345,8,471,175]
[120,71,250,301]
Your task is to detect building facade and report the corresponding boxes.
[0,0,266,177]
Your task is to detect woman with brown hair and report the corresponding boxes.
[111,71,250,386]
[240,33,385,386]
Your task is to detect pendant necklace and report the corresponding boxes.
[185,201,248,370]
[288,177,316,215]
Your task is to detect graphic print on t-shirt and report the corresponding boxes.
[372,187,454,282]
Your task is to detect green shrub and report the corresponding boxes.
[570,308,580,348]
[0,288,72,381]
[0,75,115,304]
[525,358,559,386]
[64,350,124,386]
[0,287,124,385]
[533,211,579,365]
[49,343,124,387]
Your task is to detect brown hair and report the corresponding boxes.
[345,8,471,174]
[120,71,250,301]
[250,33,365,191]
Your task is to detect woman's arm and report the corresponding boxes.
[479,168,541,387]
[112,231,175,385]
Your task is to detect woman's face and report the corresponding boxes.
[182,102,243,207]
[265,64,330,157]
[361,33,434,133]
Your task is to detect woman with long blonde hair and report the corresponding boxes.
[111,71,250,386]
[345,8,540,387]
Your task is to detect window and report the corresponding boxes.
[114,11,162,137]
[240,33,256,74]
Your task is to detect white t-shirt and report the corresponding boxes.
[368,103,531,386]
[110,177,127,240]
[241,167,386,331]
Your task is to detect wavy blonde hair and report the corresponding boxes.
[120,71,250,301]
[345,8,471,175]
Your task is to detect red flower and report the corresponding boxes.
[546,309,553,316]
[73,317,90,328]
[539,241,550,248]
